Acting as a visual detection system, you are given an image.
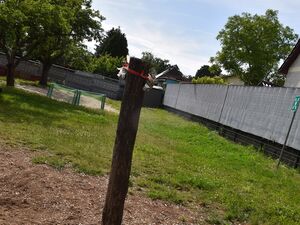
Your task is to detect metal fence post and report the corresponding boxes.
[47,84,54,98]
[277,96,300,169]
[101,95,106,110]
[72,90,78,105]
[76,91,81,106]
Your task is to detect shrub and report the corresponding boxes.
[192,76,226,84]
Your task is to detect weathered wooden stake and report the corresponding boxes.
[102,57,147,225]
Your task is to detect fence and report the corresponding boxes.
[164,84,300,168]
[47,83,106,110]
[0,53,121,99]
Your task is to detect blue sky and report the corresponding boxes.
[91,0,300,75]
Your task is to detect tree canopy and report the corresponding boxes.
[195,65,210,77]
[95,27,128,58]
[212,9,298,85]
[0,0,44,86]
[0,0,104,86]
[59,43,94,72]
[91,54,124,79]
[32,0,104,85]
[141,52,171,75]
[195,64,222,78]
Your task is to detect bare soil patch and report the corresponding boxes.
[0,144,207,225]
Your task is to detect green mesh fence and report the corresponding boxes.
[47,83,106,110]
[79,90,106,110]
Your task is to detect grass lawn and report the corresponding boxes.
[0,86,300,225]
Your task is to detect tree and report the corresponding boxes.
[212,9,298,85]
[141,52,171,74]
[91,54,124,79]
[195,64,221,78]
[209,64,222,76]
[59,43,94,72]
[195,65,211,77]
[0,0,43,86]
[95,27,128,58]
[265,72,286,87]
[33,0,104,85]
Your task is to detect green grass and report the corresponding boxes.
[0,86,300,224]
[0,76,41,86]
[106,97,121,110]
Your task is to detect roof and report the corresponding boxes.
[278,39,300,75]
[156,66,184,81]
[155,67,173,79]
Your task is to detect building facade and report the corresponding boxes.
[279,39,300,88]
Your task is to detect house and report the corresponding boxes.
[155,66,185,88]
[278,39,300,87]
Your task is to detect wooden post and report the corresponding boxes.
[102,57,147,225]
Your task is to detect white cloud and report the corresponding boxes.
[92,0,216,75]
[123,20,216,75]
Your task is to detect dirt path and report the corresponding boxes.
[0,145,207,225]
[16,84,119,113]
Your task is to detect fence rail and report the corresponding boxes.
[47,83,106,110]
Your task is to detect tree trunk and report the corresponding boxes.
[6,63,15,87]
[102,57,147,225]
[39,62,52,86]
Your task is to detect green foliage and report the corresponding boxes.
[60,43,94,72]
[192,76,226,84]
[269,73,286,87]
[32,0,104,85]
[195,65,211,77]
[91,54,124,79]
[141,51,171,75]
[0,0,37,54]
[0,0,44,85]
[212,9,298,85]
[195,64,222,78]
[95,27,128,57]
[1,86,300,224]
[209,64,222,76]
[0,0,104,86]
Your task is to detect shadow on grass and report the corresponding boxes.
[0,87,104,127]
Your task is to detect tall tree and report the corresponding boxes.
[91,54,124,79]
[95,27,128,58]
[33,0,104,85]
[141,51,171,74]
[209,64,222,76]
[195,65,211,78]
[212,9,298,85]
[0,0,43,86]
[195,64,221,78]
[59,43,94,72]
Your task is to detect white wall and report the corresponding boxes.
[285,56,300,87]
